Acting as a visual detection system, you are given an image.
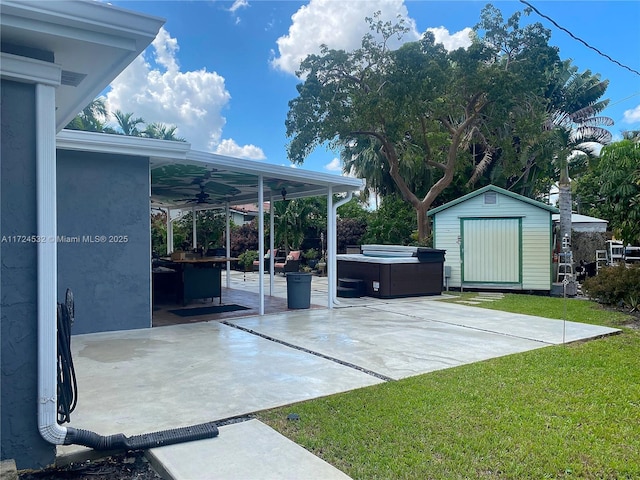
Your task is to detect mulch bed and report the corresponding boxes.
[19,452,162,480]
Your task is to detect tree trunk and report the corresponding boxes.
[558,161,572,250]
[416,203,430,242]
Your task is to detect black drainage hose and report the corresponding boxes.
[56,289,219,451]
[64,421,219,450]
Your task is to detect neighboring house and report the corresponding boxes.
[428,185,559,292]
[551,213,608,233]
[551,213,608,265]
[230,203,268,225]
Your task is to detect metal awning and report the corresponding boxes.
[57,129,364,315]
[56,130,363,209]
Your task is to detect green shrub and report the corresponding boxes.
[583,264,640,309]
[237,250,258,271]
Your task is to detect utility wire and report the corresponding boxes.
[520,0,640,77]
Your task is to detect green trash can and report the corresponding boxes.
[286,272,312,309]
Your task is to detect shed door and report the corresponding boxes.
[461,218,521,284]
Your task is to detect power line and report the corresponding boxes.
[608,91,640,109]
[520,0,640,77]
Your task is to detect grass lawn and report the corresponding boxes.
[258,294,639,479]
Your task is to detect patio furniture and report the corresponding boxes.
[275,250,301,275]
[170,257,236,305]
[253,249,279,272]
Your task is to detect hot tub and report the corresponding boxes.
[337,245,446,298]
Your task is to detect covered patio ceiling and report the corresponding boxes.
[56,129,363,314]
[56,129,364,209]
[150,154,363,210]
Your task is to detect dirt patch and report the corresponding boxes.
[19,452,162,480]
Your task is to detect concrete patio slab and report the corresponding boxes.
[148,419,352,480]
[59,284,620,479]
[59,320,382,458]
[376,300,620,345]
[228,305,550,380]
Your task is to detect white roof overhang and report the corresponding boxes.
[0,0,164,131]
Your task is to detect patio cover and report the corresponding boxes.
[56,129,364,314]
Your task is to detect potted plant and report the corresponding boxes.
[316,254,327,276]
[302,248,319,269]
[237,250,258,280]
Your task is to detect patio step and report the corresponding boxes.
[337,278,365,298]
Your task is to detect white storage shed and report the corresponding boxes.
[428,185,559,292]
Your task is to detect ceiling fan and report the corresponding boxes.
[181,184,213,204]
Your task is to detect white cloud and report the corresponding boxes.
[325,157,342,172]
[426,26,473,51]
[229,0,248,13]
[623,104,640,124]
[106,27,263,157]
[215,139,266,160]
[229,0,249,24]
[271,0,419,75]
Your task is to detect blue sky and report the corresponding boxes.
[106,0,640,174]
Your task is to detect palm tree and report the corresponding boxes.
[547,66,613,247]
[113,110,144,136]
[272,199,318,254]
[341,138,394,204]
[143,123,185,141]
[65,97,109,132]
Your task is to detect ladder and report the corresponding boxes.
[595,250,607,272]
[606,240,624,265]
[556,251,574,283]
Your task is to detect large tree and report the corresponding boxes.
[286,7,560,241]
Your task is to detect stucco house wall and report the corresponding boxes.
[1,79,57,468]
[57,149,152,334]
[430,185,557,291]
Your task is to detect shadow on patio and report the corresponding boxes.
[152,270,327,327]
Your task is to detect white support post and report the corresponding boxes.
[225,202,231,288]
[166,209,173,254]
[269,192,275,296]
[258,176,265,314]
[327,187,334,308]
[192,206,197,250]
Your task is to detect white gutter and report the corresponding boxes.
[36,83,68,444]
[329,190,354,307]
